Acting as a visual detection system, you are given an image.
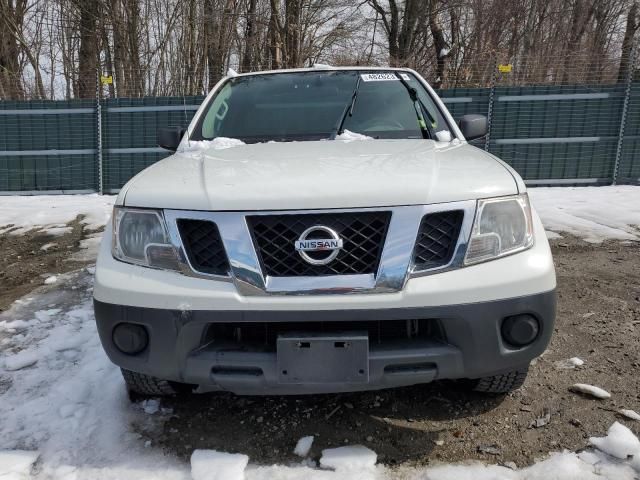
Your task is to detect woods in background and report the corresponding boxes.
[1,0,639,99]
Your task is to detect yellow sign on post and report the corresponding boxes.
[498,64,512,73]
[100,75,113,85]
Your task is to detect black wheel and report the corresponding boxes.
[471,367,529,394]
[120,368,177,396]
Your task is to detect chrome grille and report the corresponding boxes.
[247,212,391,277]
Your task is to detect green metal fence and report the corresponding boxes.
[1,84,639,194]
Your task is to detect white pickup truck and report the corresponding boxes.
[93,67,556,397]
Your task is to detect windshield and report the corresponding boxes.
[191,71,452,143]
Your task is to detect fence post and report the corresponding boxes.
[484,56,498,151]
[613,42,636,186]
[96,70,104,195]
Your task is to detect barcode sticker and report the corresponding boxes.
[360,73,399,82]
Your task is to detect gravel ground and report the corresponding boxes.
[1,229,639,469]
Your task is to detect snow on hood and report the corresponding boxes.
[183,137,245,151]
[335,130,373,142]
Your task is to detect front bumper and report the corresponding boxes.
[94,289,555,394]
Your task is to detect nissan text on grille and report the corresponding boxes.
[94,67,556,397]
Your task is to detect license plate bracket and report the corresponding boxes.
[277,332,369,384]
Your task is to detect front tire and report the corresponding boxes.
[472,367,529,393]
[121,368,177,396]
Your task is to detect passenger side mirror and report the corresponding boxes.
[158,127,186,151]
[458,114,487,141]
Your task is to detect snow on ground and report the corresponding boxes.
[1,272,640,479]
[569,384,612,399]
[619,410,640,422]
[528,186,640,242]
[554,357,585,370]
[191,450,249,480]
[294,436,315,457]
[0,194,115,236]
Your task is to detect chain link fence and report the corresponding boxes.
[1,54,639,194]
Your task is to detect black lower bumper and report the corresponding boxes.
[94,290,556,394]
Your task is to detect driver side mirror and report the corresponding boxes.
[158,126,187,151]
[458,114,487,141]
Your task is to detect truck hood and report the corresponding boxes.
[121,140,518,210]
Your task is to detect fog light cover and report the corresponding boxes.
[113,323,149,354]
[502,314,539,347]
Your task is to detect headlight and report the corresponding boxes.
[465,194,534,265]
[112,208,180,271]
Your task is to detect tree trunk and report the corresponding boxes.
[619,2,638,83]
[562,0,596,84]
[242,0,258,72]
[284,0,301,67]
[0,0,26,99]
[268,0,284,69]
[429,0,449,88]
[76,0,100,99]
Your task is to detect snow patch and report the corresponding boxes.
[529,186,640,243]
[335,130,373,142]
[40,242,57,251]
[141,399,160,415]
[3,351,39,371]
[44,276,57,285]
[555,357,584,369]
[293,436,314,457]
[43,226,72,236]
[319,445,377,471]
[570,383,611,399]
[619,409,640,421]
[191,450,249,480]
[0,450,39,478]
[227,68,239,77]
[0,194,114,234]
[435,130,453,142]
[185,137,245,151]
[545,230,563,240]
[589,422,640,459]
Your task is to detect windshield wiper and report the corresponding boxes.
[329,76,362,139]
[395,73,435,140]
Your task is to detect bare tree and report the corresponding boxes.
[619,1,639,82]
[73,0,100,98]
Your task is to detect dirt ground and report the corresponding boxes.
[0,217,100,312]
[1,228,639,469]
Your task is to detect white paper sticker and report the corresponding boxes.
[360,73,399,82]
[399,73,411,81]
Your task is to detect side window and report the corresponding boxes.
[200,83,233,139]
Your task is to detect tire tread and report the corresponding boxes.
[121,368,176,396]
[473,368,528,393]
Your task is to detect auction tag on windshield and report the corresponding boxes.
[360,73,399,82]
